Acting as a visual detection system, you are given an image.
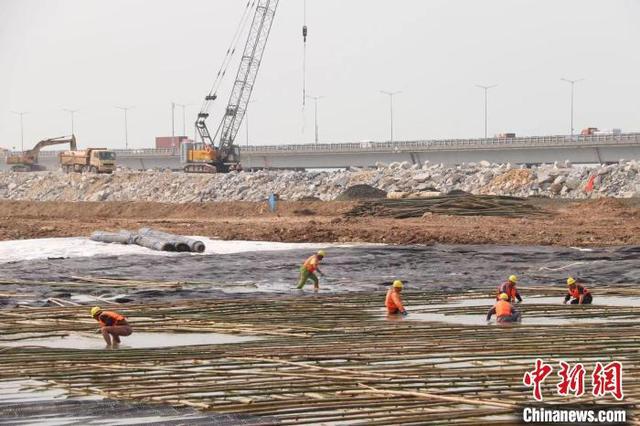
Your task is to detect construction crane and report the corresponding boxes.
[187,0,279,173]
[6,135,77,172]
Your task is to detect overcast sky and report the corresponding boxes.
[1,0,638,150]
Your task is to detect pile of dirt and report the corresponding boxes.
[335,184,387,201]
[1,198,640,246]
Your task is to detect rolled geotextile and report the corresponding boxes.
[90,231,137,245]
[133,235,176,252]
[138,228,205,253]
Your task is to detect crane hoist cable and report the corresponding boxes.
[302,0,307,109]
[199,1,257,118]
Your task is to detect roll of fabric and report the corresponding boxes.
[138,228,205,253]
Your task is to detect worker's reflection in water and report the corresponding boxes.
[91,306,133,348]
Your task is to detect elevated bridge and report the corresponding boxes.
[1,133,639,172]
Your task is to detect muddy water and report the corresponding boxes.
[1,332,260,350]
[380,295,640,326]
[0,381,270,425]
[1,243,639,306]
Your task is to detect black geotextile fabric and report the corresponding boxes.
[0,399,279,425]
[2,244,640,306]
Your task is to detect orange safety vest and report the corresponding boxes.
[495,300,513,317]
[385,288,404,313]
[569,285,589,299]
[98,311,126,327]
[303,255,320,273]
[497,281,518,301]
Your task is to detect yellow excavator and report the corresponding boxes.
[6,135,77,172]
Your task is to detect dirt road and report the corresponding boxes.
[0,198,638,246]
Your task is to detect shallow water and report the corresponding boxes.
[406,312,636,326]
[0,380,257,425]
[382,295,640,326]
[0,332,260,350]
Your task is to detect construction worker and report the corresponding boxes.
[496,275,522,303]
[91,306,132,347]
[487,293,521,323]
[296,250,325,291]
[564,277,592,305]
[386,280,408,316]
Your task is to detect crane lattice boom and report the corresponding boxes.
[196,0,279,167]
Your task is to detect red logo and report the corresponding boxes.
[557,361,586,397]
[523,358,554,401]
[524,360,624,401]
[592,361,624,400]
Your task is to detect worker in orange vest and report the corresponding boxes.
[564,277,592,305]
[91,306,132,347]
[496,275,522,303]
[296,250,325,291]
[487,293,521,323]
[386,280,408,316]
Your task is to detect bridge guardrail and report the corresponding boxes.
[242,133,640,154]
[3,133,639,158]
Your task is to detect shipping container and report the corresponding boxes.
[155,136,190,149]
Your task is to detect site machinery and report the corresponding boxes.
[186,0,279,173]
[59,148,116,174]
[5,135,77,172]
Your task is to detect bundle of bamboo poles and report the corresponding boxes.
[345,193,543,218]
[1,288,638,425]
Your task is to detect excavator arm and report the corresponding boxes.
[27,135,77,161]
[7,135,77,171]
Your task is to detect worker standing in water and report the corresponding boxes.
[91,307,132,347]
[386,280,408,316]
[497,275,522,303]
[564,277,593,305]
[296,250,325,291]
[487,293,521,323]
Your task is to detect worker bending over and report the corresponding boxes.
[91,306,132,347]
[564,277,592,305]
[386,280,408,316]
[487,293,521,323]
[297,250,325,291]
[497,275,522,303]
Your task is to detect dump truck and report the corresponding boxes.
[6,135,77,172]
[59,148,116,173]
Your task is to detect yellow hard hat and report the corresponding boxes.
[317,250,326,257]
[509,275,518,283]
[393,280,404,289]
[90,306,102,317]
[499,293,510,301]
[567,277,576,286]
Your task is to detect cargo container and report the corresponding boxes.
[155,136,190,149]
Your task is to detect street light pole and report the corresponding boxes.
[171,102,175,137]
[11,111,27,151]
[380,90,401,143]
[475,84,497,139]
[115,106,134,149]
[560,78,584,136]
[62,108,79,135]
[306,95,323,144]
